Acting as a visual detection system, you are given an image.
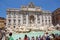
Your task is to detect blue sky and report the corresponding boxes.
[0,0,60,18]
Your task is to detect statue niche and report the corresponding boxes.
[29,15,35,24]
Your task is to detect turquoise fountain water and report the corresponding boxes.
[12,30,60,40]
[12,31,44,40]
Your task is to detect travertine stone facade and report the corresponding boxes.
[6,2,52,29]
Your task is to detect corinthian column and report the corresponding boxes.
[35,14,37,26]
[21,14,23,25]
[40,15,42,26]
[26,14,28,26]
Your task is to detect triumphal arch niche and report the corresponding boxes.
[20,2,42,26]
[29,15,35,24]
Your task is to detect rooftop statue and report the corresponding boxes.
[28,2,35,8]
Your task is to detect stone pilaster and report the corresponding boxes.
[16,13,18,28]
[21,14,23,25]
[26,14,28,26]
[35,14,37,25]
[40,15,42,26]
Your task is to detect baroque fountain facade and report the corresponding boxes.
[6,2,55,33]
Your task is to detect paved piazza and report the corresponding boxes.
[6,2,55,33]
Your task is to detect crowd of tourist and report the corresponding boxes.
[6,32,60,40]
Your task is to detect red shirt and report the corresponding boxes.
[24,37,28,40]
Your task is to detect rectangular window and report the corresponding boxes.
[18,20,20,25]
[13,12,16,18]
[49,20,50,24]
[45,20,47,22]
[23,21,26,24]
[23,15,26,24]
[13,19,16,25]
[14,26,15,28]
[38,21,40,23]
[18,13,21,18]
[45,16,47,19]
[42,20,43,22]
[37,15,40,24]
[8,12,11,18]
[8,19,11,25]
[45,20,47,25]
[14,19,16,23]
[48,16,50,20]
